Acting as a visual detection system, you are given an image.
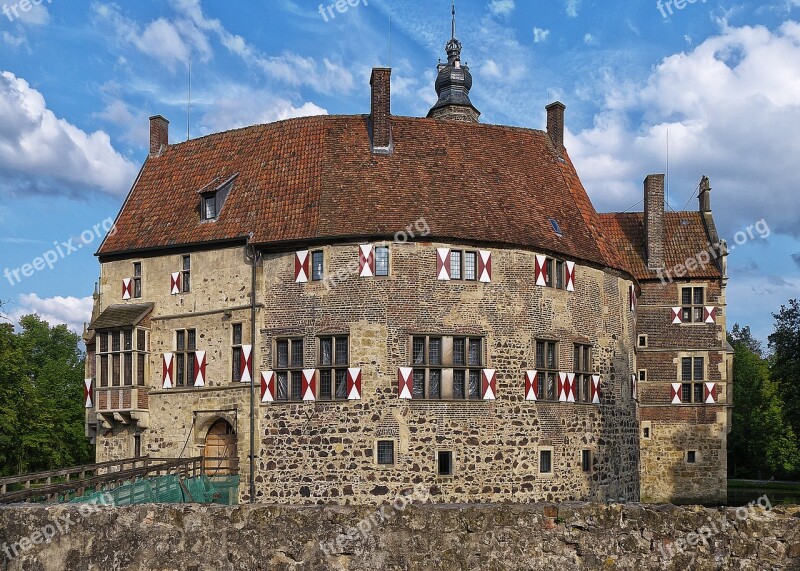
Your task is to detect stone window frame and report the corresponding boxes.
[573,343,592,402]
[274,337,305,401]
[679,285,707,324]
[231,324,243,383]
[408,335,484,400]
[181,255,191,293]
[638,334,648,348]
[638,369,647,383]
[436,450,454,478]
[542,257,567,290]
[686,450,699,464]
[677,352,707,404]
[132,261,142,298]
[96,327,149,388]
[449,249,479,281]
[535,339,559,401]
[374,439,397,468]
[642,421,652,440]
[316,335,350,401]
[580,448,593,474]
[538,446,555,477]
[174,328,197,387]
[375,245,390,277]
[311,250,325,281]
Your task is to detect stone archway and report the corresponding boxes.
[203,419,238,476]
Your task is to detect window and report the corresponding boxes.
[376,440,395,465]
[638,335,648,348]
[133,262,142,298]
[133,434,141,458]
[581,449,592,472]
[410,335,483,399]
[175,329,196,387]
[574,344,592,402]
[681,286,706,323]
[199,175,235,221]
[555,260,564,290]
[448,249,481,281]
[311,251,324,281]
[643,425,651,439]
[638,369,647,382]
[318,336,349,400]
[549,218,562,236]
[535,340,558,401]
[97,328,147,389]
[203,195,216,220]
[545,259,553,287]
[437,451,453,476]
[687,450,697,464]
[232,324,243,382]
[681,356,705,403]
[181,256,191,293]
[274,338,304,401]
[375,246,390,276]
[540,257,567,289]
[539,449,553,474]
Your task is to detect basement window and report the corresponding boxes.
[687,450,697,464]
[437,451,453,477]
[199,174,237,222]
[376,440,395,465]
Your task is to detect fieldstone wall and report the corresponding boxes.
[0,502,797,570]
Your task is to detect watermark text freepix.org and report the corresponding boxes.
[4,217,116,286]
[318,0,367,22]
[2,0,52,23]
[656,0,707,19]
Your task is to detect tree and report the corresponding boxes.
[728,323,799,479]
[0,315,92,476]
[769,300,800,440]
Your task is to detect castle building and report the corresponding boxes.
[84,16,731,505]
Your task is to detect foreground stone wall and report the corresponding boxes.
[0,502,797,571]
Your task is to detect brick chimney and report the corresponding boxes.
[370,68,392,153]
[149,115,169,157]
[644,174,665,270]
[698,175,711,212]
[546,101,566,160]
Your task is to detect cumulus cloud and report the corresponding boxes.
[583,33,596,45]
[0,71,138,196]
[488,0,515,16]
[564,0,581,17]
[533,27,551,43]
[9,294,93,334]
[568,22,800,238]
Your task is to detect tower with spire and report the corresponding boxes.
[427,2,481,123]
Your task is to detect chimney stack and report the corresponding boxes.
[698,175,711,213]
[370,68,392,153]
[149,115,169,157]
[644,174,665,270]
[546,101,566,159]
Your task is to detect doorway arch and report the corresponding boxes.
[203,419,238,476]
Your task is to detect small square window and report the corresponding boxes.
[377,440,395,465]
[638,369,647,382]
[581,449,591,472]
[638,335,648,348]
[643,426,650,439]
[540,450,553,473]
[687,450,697,464]
[437,451,453,476]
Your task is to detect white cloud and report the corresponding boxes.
[533,27,551,43]
[488,0,515,16]
[584,33,596,45]
[568,22,800,238]
[11,2,51,26]
[2,31,26,48]
[0,71,138,196]
[564,0,581,17]
[10,294,93,334]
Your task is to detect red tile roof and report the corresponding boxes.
[98,115,627,272]
[598,212,722,281]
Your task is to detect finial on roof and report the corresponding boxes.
[452,1,456,41]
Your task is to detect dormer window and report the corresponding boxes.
[198,174,237,222]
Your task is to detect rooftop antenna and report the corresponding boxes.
[187,55,192,141]
[452,0,457,39]
[389,15,392,66]
[665,127,670,207]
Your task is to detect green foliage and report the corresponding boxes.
[728,322,800,479]
[769,300,800,442]
[0,315,93,477]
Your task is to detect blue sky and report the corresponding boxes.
[0,0,799,346]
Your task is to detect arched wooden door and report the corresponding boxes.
[203,419,238,476]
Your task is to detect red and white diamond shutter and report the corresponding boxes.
[261,371,275,403]
[478,250,492,283]
[436,248,451,281]
[671,383,682,404]
[565,261,576,292]
[704,382,717,404]
[347,368,362,400]
[295,250,310,283]
[482,369,496,400]
[525,371,538,401]
[704,306,716,323]
[398,367,413,399]
[534,255,547,286]
[194,351,206,387]
[671,307,683,324]
[630,285,637,313]
[170,272,181,295]
[162,353,174,389]
[240,345,253,384]
[359,245,375,278]
[558,372,568,402]
[302,369,317,401]
[84,378,93,408]
[122,278,132,300]
[567,373,576,402]
[591,374,601,404]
